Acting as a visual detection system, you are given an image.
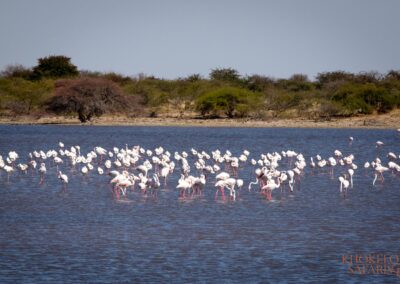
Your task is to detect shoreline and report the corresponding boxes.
[0,110,399,129]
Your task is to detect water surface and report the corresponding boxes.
[0,125,399,283]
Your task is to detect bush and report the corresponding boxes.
[47,77,130,122]
[276,78,313,92]
[353,71,382,84]
[318,101,342,119]
[0,78,54,114]
[101,72,132,85]
[316,71,355,88]
[209,68,241,83]
[0,64,33,80]
[331,83,397,114]
[195,87,262,118]
[269,91,305,111]
[244,75,274,92]
[185,74,202,82]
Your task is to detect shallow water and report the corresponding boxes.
[0,125,399,283]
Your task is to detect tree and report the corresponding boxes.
[47,77,130,122]
[32,55,78,79]
[209,68,240,83]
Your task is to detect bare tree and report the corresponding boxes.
[47,77,131,122]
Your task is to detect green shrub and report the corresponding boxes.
[269,91,305,111]
[195,87,262,118]
[209,68,240,83]
[0,78,54,114]
[0,64,33,80]
[332,83,397,114]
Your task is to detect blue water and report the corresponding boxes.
[0,125,399,283]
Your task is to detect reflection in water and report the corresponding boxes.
[0,125,399,283]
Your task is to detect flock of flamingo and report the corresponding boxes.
[0,131,399,202]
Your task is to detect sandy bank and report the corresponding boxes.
[0,110,399,129]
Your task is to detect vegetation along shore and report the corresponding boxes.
[0,55,399,128]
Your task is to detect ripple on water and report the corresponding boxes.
[0,125,399,283]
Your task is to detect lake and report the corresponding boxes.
[0,125,399,283]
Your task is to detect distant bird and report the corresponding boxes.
[373,164,389,186]
[58,171,68,190]
[17,163,28,174]
[54,156,63,171]
[160,165,171,187]
[176,175,192,197]
[261,178,281,200]
[3,165,14,182]
[29,160,37,170]
[216,171,230,180]
[376,141,384,147]
[38,163,46,184]
[81,166,88,175]
[348,169,354,188]
[339,176,350,195]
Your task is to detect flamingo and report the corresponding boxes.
[339,176,350,196]
[3,165,14,182]
[223,177,237,200]
[38,163,46,184]
[81,166,89,176]
[348,169,354,188]
[287,170,294,192]
[54,156,63,172]
[17,163,29,174]
[261,177,281,200]
[363,162,370,175]
[214,179,227,199]
[248,168,263,191]
[373,164,389,186]
[310,157,315,173]
[176,175,192,197]
[160,164,171,187]
[58,171,68,190]
[216,171,230,180]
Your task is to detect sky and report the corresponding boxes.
[0,0,399,79]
